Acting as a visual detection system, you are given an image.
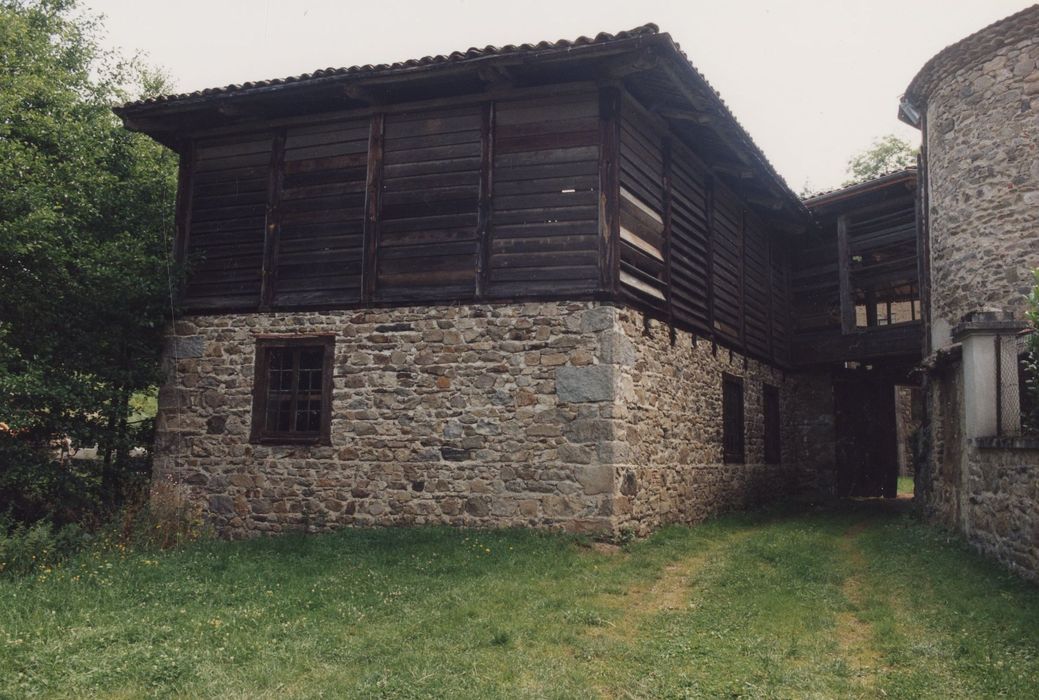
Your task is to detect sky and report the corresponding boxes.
[85,0,1034,193]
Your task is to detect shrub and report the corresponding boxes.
[0,520,90,577]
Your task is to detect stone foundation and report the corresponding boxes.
[156,301,796,537]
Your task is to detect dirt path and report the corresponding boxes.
[591,529,758,644]
[835,518,887,693]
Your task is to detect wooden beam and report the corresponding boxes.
[173,140,195,267]
[662,134,675,342]
[711,162,755,179]
[477,64,514,90]
[342,83,380,105]
[474,102,494,298]
[260,129,286,310]
[745,194,785,211]
[361,113,385,302]
[598,85,622,297]
[837,213,856,334]
[655,107,716,125]
[602,48,660,79]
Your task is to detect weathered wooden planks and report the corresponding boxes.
[486,91,601,297]
[183,133,273,309]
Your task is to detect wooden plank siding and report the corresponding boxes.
[174,85,793,365]
[487,91,601,297]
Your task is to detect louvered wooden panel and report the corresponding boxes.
[376,107,482,300]
[185,133,273,310]
[617,101,667,310]
[668,139,711,334]
[743,212,772,358]
[272,119,369,306]
[487,92,600,297]
[711,185,743,343]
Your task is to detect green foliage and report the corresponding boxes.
[1023,269,1039,434]
[844,134,918,186]
[0,0,178,524]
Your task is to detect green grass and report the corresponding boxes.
[898,475,915,496]
[2,502,1038,698]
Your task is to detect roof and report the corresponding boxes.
[803,168,918,208]
[119,25,661,110]
[115,24,810,222]
[900,4,1039,125]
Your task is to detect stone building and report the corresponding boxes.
[899,4,1039,580]
[118,9,1037,570]
[120,26,816,537]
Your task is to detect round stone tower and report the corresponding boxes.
[901,5,1039,352]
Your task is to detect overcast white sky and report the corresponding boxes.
[86,0,1033,192]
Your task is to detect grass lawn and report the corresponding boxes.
[3,501,1038,698]
[898,475,915,497]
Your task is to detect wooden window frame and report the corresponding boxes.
[250,335,334,446]
[763,383,781,465]
[722,373,745,464]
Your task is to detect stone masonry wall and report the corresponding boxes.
[963,442,1039,583]
[157,302,621,537]
[156,301,799,538]
[606,308,797,534]
[924,24,1039,349]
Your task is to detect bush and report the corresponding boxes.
[0,520,90,577]
[0,476,208,578]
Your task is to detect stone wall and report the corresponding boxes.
[963,440,1039,582]
[921,9,1039,349]
[156,301,797,538]
[606,309,797,534]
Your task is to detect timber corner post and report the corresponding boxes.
[361,112,386,304]
[598,84,622,299]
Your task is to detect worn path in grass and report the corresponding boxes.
[3,500,1039,698]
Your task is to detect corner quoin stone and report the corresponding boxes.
[556,365,617,403]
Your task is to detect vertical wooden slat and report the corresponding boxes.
[474,101,494,299]
[362,113,385,303]
[662,134,675,343]
[260,129,286,310]
[767,235,775,362]
[837,213,855,334]
[705,177,717,353]
[598,85,622,297]
[173,140,196,267]
[738,207,747,351]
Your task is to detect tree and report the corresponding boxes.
[0,0,178,524]
[843,134,918,186]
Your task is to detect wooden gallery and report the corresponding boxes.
[118,25,922,536]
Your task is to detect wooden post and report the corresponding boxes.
[173,140,196,268]
[662,134,676,344]
[737,207,747,351]
[705,177,718,354]
[837,213,855,334]
[598,85,621,297]
[474,101,494,299]
[260,129,286,310]
[362,113,385,303]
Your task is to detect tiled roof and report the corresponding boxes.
[118,24,662,109]
[116,23,807,217]
[802,168,917,206]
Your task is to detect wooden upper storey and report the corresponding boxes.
[117,25,816,366]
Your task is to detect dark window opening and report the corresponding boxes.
[722,374,745,464]
[763,384,781,464]
[250,336,334,445]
